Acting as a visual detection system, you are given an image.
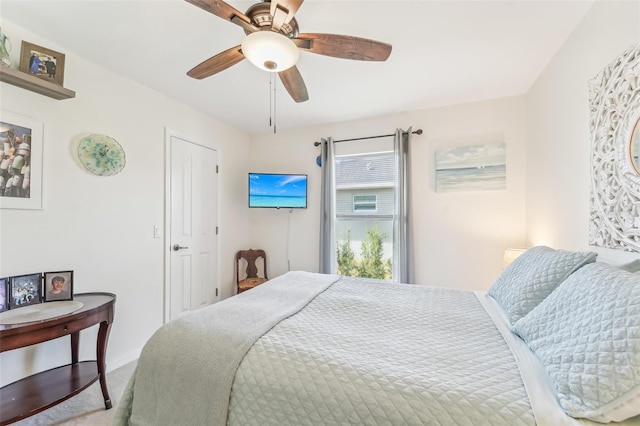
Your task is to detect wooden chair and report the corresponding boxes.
[236,249,268,294]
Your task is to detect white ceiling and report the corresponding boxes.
[1,0,593,135]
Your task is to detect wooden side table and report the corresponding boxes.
[0,292,116,425]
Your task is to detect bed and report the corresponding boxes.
[115,246,640,425]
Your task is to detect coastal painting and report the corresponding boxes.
[435,142,506,192]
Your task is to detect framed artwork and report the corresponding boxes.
[18,41,65,86]
[0,277,8,312]
[43,270,73,302]
[0,110,44,209]
[9,273,42,309]
[435,142,506,192]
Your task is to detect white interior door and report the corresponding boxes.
[168,134,218,321]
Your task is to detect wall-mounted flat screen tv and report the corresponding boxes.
[249,173,308,209]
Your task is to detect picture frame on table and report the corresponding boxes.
[9,273,42,309]
[0,110,44,210]
[18,41,66,86]
[0,277,8,312]
[43,270,73,302]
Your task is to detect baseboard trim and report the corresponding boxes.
[107,348,141,373]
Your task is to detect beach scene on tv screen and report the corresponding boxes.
[250,174,307,208]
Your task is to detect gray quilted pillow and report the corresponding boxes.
[619,259,640,273]
[512,262,640,422]
[488,246,596,324]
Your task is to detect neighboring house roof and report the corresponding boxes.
[336,153,394,189]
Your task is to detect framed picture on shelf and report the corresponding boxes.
[0,277,8,312]
[0,110,44,210]
[9,273,42,309]
[43,270,73,302]
[18,41,65,86]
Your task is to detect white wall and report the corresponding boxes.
[249,95,528,291]
[0,20,252,386]
[526,0,640,263]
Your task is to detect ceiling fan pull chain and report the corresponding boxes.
[274,74,277,134]
[269,73,273,128]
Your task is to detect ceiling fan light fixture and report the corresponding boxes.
[241,30,299,72]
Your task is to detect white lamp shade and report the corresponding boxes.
[241,31,300,72]
[502,248,527,269]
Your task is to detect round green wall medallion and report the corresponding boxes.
[78,134,126,176]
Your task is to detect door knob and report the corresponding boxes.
[172,244,189,251]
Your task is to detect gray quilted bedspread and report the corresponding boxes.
[227,276,535,426]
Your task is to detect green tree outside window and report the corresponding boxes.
[337,223,391,280]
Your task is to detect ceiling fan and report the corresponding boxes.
[185,0,392,103]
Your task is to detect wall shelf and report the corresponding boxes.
[0,65,75,100]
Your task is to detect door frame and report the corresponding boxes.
[164,128,221,324]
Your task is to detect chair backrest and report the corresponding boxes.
[236,249,268,284]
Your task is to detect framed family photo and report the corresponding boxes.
[9,273,42,309]
[19,41,66,86]
[0,110,44,209]
[0,277,8,312]
[43,270,73,302]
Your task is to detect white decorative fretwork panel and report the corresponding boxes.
[589,44,640,252]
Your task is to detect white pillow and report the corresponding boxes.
[488,246,597,324]
[512,262,640,422]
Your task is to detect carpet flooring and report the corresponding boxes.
[12,360,137,426]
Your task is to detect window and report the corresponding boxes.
[353,194,377,212]
[334,149,394,280]
[320,130,412,283]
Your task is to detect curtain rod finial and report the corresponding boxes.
[414,129,423,135]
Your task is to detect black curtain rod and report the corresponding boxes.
[313,129,423,146]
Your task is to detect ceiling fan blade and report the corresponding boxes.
[278,66,309,103]
[187,46,245,79]
[295,33,392,61]
[270,0,304,30]
[185,0,254,31]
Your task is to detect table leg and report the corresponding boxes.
[70,331,80,365]
[96,321,113,409]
